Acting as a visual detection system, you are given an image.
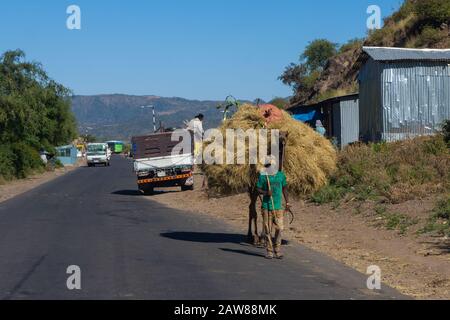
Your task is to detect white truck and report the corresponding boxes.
[86,143,111,167]
[131,132,194,195]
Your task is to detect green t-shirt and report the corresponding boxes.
[256,171,287,211]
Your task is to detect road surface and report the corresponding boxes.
[0,156,405,300]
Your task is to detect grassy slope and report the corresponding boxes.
[312,135,450,236]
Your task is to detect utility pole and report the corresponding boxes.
[141,105,157,133]
[152,105,156,133]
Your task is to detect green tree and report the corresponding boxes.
[0,49,77,179]
[302,39,338,72]
[415,0,450,26]
[279,63,308,92]
[279,39,337,99]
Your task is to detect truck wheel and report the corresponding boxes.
[181,185,194,191]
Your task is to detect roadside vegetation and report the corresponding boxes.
[420,198,450,237]
[311,124,449,236]
[314,134,448,204]
[0,50,77,182]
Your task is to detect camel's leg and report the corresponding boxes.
[247,189,260,245]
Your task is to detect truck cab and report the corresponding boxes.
[132,131,194,195]
[86,143,111,167]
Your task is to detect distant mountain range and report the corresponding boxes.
[71,94,231,141]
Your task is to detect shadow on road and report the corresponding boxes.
[161,232,247,244]
[151,190,182,195]
[220,248,265,258]
[111,190,141,196]
[112,189,182,197]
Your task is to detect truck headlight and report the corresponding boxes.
[137,171,149,177]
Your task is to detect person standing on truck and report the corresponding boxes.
[257,156,290,260]
[187,114,204,160]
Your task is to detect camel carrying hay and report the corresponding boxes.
[202,104,337,243]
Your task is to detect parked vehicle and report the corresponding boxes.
[106,141,124,154]
[86,143,111,167]
[132,131,194,195]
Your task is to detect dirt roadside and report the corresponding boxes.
[147,176,450,299]
[0,162,83,204]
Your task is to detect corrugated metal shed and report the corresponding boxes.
[359,47,450,143]
[288,94,360,149]
[363,47,450,61]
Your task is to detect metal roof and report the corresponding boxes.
[287,93,359,112]
[363,47,450,62]
[55,145,76,149]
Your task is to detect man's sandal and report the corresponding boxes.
[275,253,284,260]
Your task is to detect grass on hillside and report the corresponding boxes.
[419,197,450,237]
[312,83,359,105]
[367,0,450,48]
[372,205,419,235]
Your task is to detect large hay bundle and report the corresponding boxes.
[202,104,337,197]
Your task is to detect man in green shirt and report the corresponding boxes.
[256,159,290,260]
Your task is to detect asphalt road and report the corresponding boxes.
[0,156,405,300]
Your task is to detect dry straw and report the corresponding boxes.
[202,104,337,197]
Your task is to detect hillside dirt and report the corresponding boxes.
[0,161,84,204]
[147,175,450,300]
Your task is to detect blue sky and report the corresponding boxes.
[0,0,403,101]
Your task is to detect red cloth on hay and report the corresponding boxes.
[258,104,283,124]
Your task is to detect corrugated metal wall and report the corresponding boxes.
[340,98,360,148]
[332,98,359,149]
[381,61,450,141]
[359,59,384,142]
[360,59,450,143]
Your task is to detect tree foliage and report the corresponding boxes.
[302,39,338,73]
[414,0,450,26]
[0,49,77,179]
[279,39,337,100]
